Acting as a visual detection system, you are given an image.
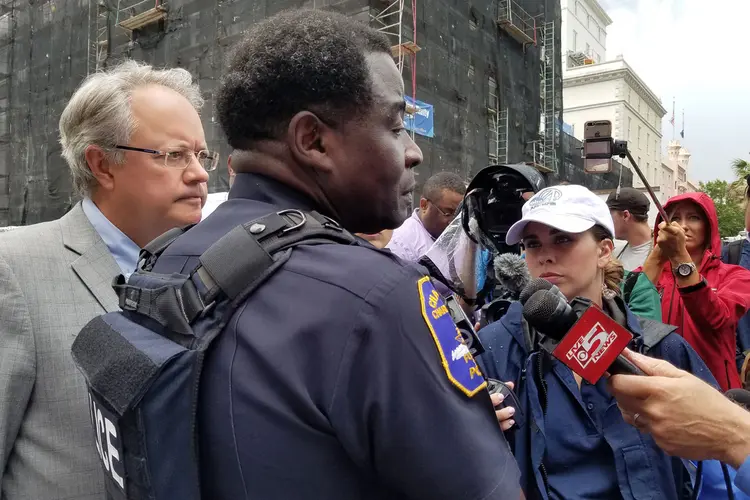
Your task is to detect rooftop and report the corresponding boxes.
[581,0,613,26]
[563,55,667,117]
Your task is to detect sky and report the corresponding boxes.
[598,0,750,183]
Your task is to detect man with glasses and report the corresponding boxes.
[0,60,213,499]
[387,171,466,262]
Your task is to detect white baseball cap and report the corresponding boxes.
[506,184,615,245]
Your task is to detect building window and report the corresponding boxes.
[488,76,497,110]
[646,162,650,182]
[575,1,580,16]
[646,109,650,121]
[646,133,650,154]
[627,87,631,103]
[594,52,600,62]
[585,42,590,56]
[572,30,577,51]
[628,117,632,140]
[587,15,591,29]
[638,126,642,149]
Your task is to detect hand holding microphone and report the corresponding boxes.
[608,350,750,470]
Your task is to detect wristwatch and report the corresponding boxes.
[673,262,697,278]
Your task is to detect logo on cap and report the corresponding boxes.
[528,188,563,210]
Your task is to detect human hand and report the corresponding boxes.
[607,349,750,468]
[656,222,688,260]
[490,381,516,432]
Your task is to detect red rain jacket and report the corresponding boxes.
[653,192,750,390]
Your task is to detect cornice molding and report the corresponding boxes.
[564,67,667,117]
[582,0,613,26]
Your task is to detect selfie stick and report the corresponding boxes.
[613,140,670,223]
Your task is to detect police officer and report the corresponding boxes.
[150,9,521,500]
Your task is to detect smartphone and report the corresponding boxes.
[583,120,613,173]
[584,120,612,140]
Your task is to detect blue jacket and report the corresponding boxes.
[723,239,750,373]
[478,300,723,500]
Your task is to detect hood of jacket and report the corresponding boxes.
[654,191,722,272]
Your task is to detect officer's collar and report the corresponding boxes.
[229,173,319,212]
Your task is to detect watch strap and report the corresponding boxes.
[677,278,707,294]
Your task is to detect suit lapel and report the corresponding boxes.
[61,203,121,313]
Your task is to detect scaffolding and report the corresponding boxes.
[488,108,508,164]
[87,0,109,75]
[532,20,556,173]
[0,0,11,223]
[371,0,420,129]
[115,0,166,33]
[566,49,594,68]
[496,0,537,47]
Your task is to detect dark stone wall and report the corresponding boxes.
[0,0,626,225]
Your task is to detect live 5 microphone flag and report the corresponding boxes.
[551,305,634,384]
[522,287,642,384]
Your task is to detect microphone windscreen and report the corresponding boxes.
[523,290,562,325]
[493,253,531,297]
[519,278,554,305]
[726,389,750,410]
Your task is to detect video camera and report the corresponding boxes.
[462,163,545,255]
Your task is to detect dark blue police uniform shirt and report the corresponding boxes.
[151,174,521,500]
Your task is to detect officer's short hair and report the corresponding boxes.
[59,60,203,197]
[422,172,467,202]
[217,9,391,149]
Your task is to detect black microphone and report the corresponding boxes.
[726,389,750,410]
[493,253,531,300]
[522,290,645,383]
[519,277,567,305]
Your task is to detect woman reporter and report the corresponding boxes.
[478,185,724,500]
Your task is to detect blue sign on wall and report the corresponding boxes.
[404,96,435,138]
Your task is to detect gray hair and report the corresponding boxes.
[59,60,204,197]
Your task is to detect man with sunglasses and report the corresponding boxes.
[387,171,466,262]
[0,61,215,499]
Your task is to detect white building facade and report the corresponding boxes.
[560,0,611,69]
[562,56,667,196]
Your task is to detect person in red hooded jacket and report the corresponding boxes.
[640,192,750,390]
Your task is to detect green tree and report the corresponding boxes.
[731,158,750,195]
[732,158,750,179]
[699,179,745,238]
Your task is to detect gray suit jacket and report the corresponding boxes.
[0,203,119,499]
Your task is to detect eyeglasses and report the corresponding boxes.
[428,199,457,218]
[114,145,220,172]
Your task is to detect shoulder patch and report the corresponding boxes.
[417,276,487,397]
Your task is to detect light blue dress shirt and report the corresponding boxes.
[81,198,140,277]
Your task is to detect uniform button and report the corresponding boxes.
[586,403,594,410]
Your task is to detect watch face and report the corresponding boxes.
[677,263,693,277]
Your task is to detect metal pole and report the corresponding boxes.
[625,150,670,223]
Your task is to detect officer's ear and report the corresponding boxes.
[286,111,337,174]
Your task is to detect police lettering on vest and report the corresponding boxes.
[88,391,125,492]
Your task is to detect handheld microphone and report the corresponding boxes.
[522,290,645,384]
[726,389,750,410]
[493,253,530,300]
[444,294,485,357]
[518,277,567,305]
